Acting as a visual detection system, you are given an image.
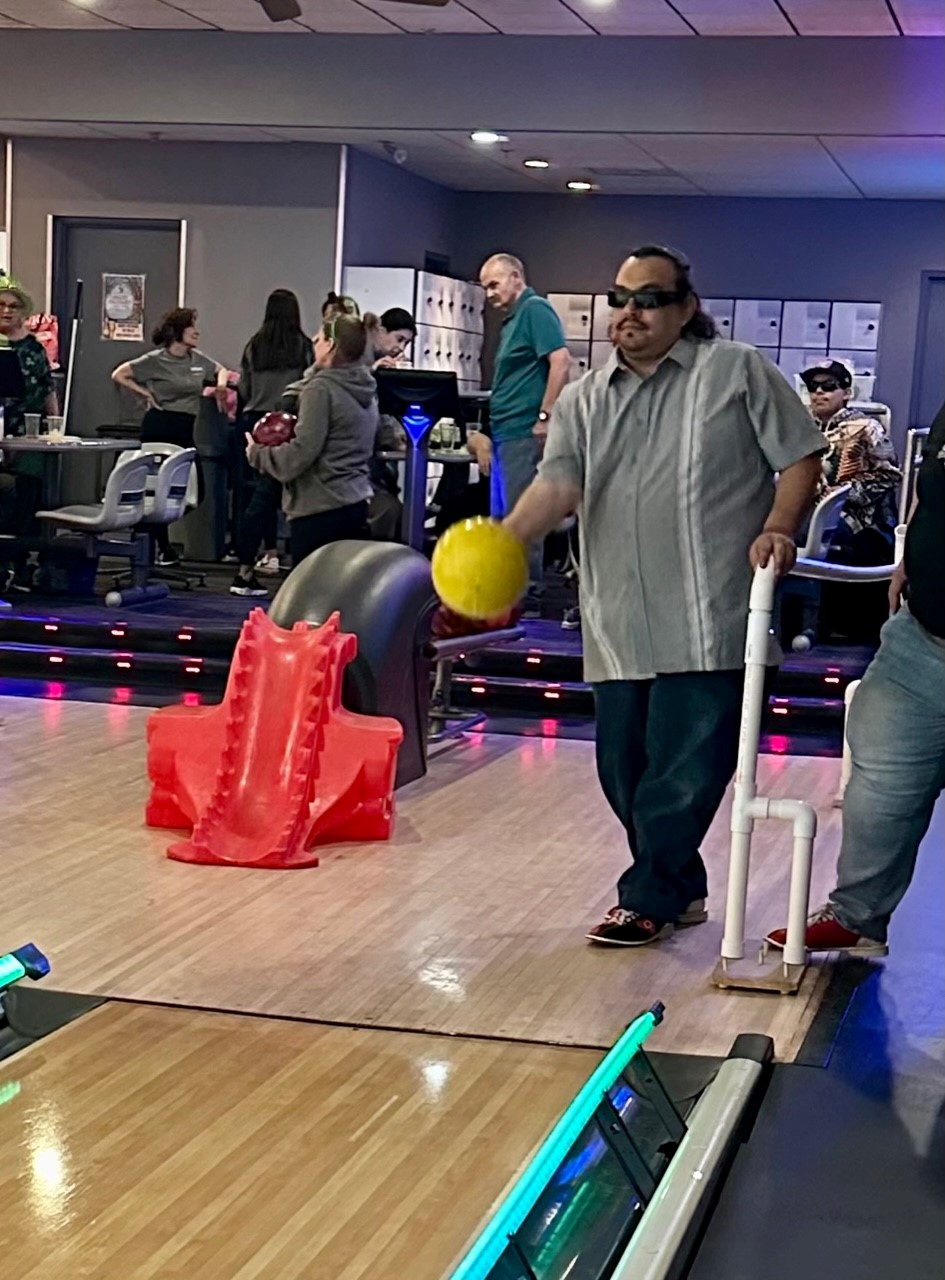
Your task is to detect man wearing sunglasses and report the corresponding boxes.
[503,244,826,947]
[801,360,901,567]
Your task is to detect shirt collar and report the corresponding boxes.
[505,286,536,321]
[606,336,700,383]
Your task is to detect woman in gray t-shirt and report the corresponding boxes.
[111,307,227,562]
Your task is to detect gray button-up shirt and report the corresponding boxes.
[539,338,826,682]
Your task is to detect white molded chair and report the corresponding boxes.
[36,454,153,590]
[796,483,851,560]
[116,445,205,590]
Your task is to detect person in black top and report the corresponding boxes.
[767,403,945,956]
[230,289,312,592]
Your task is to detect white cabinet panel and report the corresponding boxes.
[703,298,735,340]
[549,293,593,341]
[828,349,879,378]
[590,340,613,371]
[567,341,590,383]
[830,302,882,351]
[733,299,783,347]
[415,323,438,371]
[591,295,613,342]
[781,301,830,350]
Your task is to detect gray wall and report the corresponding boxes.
[9,138,341,364]
[455,194,945,434]
[343,149,460,273]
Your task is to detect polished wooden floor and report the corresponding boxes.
[1,695,842,1059]
[0,1002,599,1279]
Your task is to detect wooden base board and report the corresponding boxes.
[1,696,842,1060]
[0,1002,600,1280]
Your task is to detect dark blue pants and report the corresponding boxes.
[593,671,744,921]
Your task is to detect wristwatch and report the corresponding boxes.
[537,411,550,423]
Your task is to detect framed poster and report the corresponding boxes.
[102,273,146,341]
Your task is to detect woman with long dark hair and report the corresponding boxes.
[112,307,228,564]
[230,289,312,594]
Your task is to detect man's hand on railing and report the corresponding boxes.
[749,530,797,581]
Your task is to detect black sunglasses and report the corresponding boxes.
[607,286,690,311]
[809,378,843,393]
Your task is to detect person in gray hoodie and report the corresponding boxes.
[240,314,378,580]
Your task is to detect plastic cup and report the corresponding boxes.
[24,413,41,438]
[45,416,65,441]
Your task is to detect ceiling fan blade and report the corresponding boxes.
[374,1,451,7]
[256,0,303,21]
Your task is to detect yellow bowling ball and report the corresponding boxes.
[432,517,529,620]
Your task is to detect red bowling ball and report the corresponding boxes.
[252,412,297,447]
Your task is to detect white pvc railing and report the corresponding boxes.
[720,564,816,973]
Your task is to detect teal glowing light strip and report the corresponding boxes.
[448,1007,661,1280]
[0,953,27,992]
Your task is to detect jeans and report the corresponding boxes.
[289,500,369,567]
[831,608,945,942]
[593,671,744,921]
[490,434,543,590]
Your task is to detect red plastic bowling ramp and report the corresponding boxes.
[146,609,403,868]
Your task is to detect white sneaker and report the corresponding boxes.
[254,553,281,576]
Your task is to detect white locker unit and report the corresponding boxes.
[591,295,613,343]
[733,299,783,348]
[781,301,830,351]
[590,341,613,371]
[341,265,484,391]
[548,293,594,342]
[566,341,590,383]
[829,302,881,351]
[703,298,735,340]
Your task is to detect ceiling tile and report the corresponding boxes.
[356,1,494,32]
[779,0,898,35]
[0,0,117,27]
[0,119,113,136]
[821,136,945,198]
[295,0,401,32]
[462,1,594,34]
[631,133,860,197]
[890,0,945,34]
[437,130,669,171]
[565,0,693,34]
[675,1,793,36]
[83,121,290,140]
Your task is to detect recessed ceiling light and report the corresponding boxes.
[523,158,550,170]
[470,130,509,145]
[566,180,595,192]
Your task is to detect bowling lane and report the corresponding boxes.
[0,1002,600,1280]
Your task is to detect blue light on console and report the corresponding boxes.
[402,403,432,446]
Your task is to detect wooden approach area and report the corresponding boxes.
[2,695,841,1058]
[0,1002,598,1280]
[0,694,848,1277]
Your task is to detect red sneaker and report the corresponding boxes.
[586,908,672,947]
[765,905,888,957]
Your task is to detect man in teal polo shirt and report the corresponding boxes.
[470,253,570,598]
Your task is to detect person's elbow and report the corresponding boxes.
[790,452,825,491]
[548,348,571,376]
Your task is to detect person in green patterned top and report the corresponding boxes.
[0,278,58,429]
[0,278,59,591]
